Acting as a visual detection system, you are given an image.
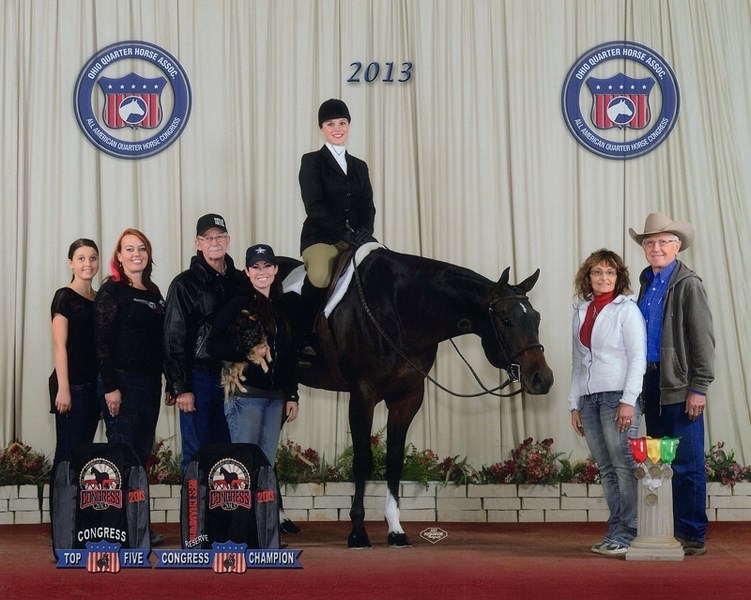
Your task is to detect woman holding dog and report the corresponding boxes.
[208,243,299,465]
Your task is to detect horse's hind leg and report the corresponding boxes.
[347,393,375,548]
[384,384,424,548]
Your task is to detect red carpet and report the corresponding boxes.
[2,521,750,599]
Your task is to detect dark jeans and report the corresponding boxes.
[50,381,100,518]
[179,369,230,471]
[643,368,708,543]
[98,371,161,467]
[52,382,100,470]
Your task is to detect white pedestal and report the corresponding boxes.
[626,462,684,561]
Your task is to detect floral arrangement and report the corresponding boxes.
[4,437,751,489]
[275,439,338,484]
[275,428,478,487]
[0,440,51,486]
[558,456,601,484]
[145,438,182,485]
[705,441,751,486]
[480,437,562,485]
[277,434,589,487]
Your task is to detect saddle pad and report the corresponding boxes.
[282,242,383,317]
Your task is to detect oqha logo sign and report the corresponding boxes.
[561,41,679,159]
[74,41,192,159]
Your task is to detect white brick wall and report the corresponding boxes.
[2,482,751,524]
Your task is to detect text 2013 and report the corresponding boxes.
[347,61,413,83]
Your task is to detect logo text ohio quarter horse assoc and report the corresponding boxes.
[74,41,192,159]
[561,41,680,159]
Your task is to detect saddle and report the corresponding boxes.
[282,242,383,383]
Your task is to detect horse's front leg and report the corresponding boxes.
[384,383,424,548]
[347,391,375,549]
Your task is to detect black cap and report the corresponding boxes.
[318,99,351,128]
[196,213,228,237]
[245,244,277,267]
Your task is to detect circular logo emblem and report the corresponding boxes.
[80,458,121,490]
[74,40,192,159]
[208,459,252,511]
[79,458,123,510]
[561,41,680,159]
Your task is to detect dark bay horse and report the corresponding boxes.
[279,246,554,548]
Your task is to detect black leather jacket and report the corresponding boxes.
[163,252,249,395]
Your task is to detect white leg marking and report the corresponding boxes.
[384,489,404,534]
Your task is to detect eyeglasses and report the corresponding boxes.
[590,269,617,278]
[197,233,229,244]
[641,239,678,248]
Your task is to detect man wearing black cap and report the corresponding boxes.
[163,213,250,470]
[297,98,376,360]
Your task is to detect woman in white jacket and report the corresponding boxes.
[569,249,646,557]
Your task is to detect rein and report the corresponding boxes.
[351,258,533,398]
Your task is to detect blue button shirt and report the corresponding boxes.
[639,260,678,362]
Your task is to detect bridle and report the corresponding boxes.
[352,260,543,398]
[488,296,545,388]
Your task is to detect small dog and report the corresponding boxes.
[220,310,272,399]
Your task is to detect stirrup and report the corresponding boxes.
[297,344,316,369]
[300,344,317,358]
[298,332,319,358]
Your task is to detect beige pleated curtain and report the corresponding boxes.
[2,0,750,467]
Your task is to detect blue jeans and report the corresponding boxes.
[179,370,231,470]
[224,396,284,465]
[643,368,707,543]
[98,371,161,467]
[579,390,641,546]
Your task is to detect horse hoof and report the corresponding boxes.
[347,531,372,549]
[388,532,412,548]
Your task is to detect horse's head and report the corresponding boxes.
[481,267,554,395]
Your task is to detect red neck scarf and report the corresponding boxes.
[579,291,616,348]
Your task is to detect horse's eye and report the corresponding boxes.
[502,318,513,327]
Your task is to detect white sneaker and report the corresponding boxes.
[590,538,611,554]
[600,542,628,556]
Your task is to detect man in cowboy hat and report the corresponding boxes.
[629,212,715,556]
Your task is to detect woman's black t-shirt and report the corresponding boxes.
[50,287,98,386]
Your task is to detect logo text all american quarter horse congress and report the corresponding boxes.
[74,41,192,159]
[561,41,680,159]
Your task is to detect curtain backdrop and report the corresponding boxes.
[2,0,749,468]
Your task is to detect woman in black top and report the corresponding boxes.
[50,238,101,474]
[95,228,165,468]
[208,244,299,464]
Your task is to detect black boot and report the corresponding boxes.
[298,278,327,363]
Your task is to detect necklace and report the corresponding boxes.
[592,306,598,320]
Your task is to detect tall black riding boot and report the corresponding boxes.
[298,278,327,362]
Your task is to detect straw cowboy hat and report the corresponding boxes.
[629,212,695,251]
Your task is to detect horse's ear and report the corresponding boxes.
[498,267,511,288]
[517,269,541,294]
[491,267,512,301]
